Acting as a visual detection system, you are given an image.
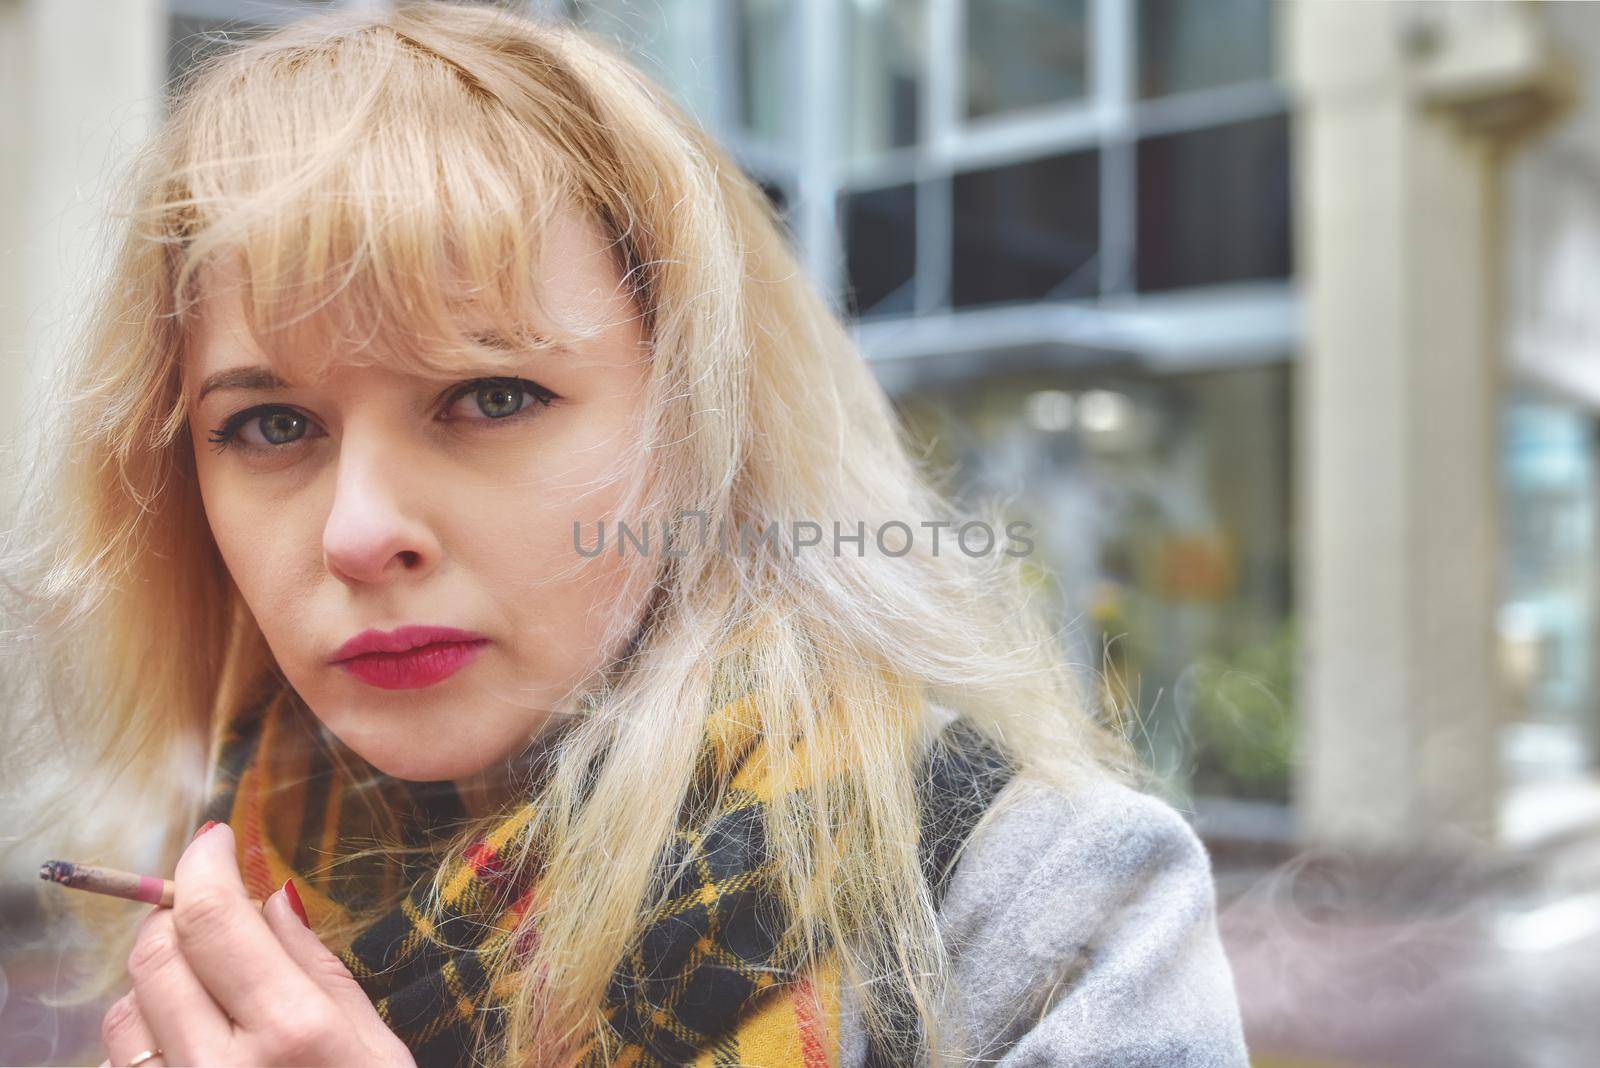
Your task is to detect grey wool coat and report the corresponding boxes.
[837,715,1252,1066]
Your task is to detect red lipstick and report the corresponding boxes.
[330,625,489,691]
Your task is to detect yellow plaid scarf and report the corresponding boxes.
[200,682,1015,1068]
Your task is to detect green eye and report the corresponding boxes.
[206,407,319,454]
[203,375,559,459]
[258,411,308,444]
[474,382,526,418]
[443,377,558,422]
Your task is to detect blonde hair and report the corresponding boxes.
[0,3,1141,1065]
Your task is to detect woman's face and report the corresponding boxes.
[183,205,653,789]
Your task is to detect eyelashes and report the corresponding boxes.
[204,377,559,457]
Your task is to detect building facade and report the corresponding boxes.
[5,0,1598,858]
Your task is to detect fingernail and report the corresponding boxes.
[189,819,217,844]
[283,877,310,928]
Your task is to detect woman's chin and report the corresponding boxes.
[298,686,564,785]
[312,711,502,783]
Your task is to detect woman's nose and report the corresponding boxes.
[321,438,440,586]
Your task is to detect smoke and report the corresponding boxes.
[1218,832,1600,1066]
[0,878,110,1066]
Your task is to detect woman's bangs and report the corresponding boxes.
[163,23,596,386]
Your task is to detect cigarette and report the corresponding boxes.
[38,860,269,910]
[39,859,174,908]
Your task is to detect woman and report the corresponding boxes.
[0,3,1251,1066]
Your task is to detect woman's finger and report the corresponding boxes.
[260,882,380,1022]
[171,822,333,1037]
[99,990,162,1068]
[260,882,415,1065]
[126,901,232,1061]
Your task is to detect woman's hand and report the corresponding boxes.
[98,822,417,1067]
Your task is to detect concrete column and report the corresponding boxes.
[1288,1,1570,853]
[0,0,166,518]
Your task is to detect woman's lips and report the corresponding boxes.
[335,639,489,690]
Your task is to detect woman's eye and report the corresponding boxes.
[206,408,321,454]
[442,378,556,423]
[204,377,558,458]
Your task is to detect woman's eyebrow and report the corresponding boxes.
[466,328,570,356]
[194,366,292,405]
[466,330,514,350]
[193,334,566,405]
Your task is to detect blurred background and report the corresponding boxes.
[3,0,1599,1065]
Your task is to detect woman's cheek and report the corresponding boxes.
[505,531,645,676]
[202,491,313,653]
[211,509,286,596]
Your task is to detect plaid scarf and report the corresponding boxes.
[200,682,1015,1068]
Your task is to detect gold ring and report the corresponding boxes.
[128,1050,163,1067]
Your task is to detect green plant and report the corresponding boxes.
[1186,618,1297,802]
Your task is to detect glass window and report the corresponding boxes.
[1500,396,1600,760]
[755,177,791,223]
[1137,0,1276,99]
[565,0,721,131]
[889,361,1295,803]
[965,0,1090,121]
[841,0,923,159]
[840,182,917,319]
[567,0,790,148]
[733,0,793,147]
[1135,113,1291,292]
[167,15,270,99]
[952,150,1099,307]
[750,174,799,247]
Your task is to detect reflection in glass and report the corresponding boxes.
[1500,397,1599,747]
[755,177,791,223]
[733,0,792,147]
[890,362,1295,803]
[965,0,1089,121]
[952,150,1099,307]
[842,0,923,159]
[1136,113,1291,292]
[564,0,721,131]
[841,182,917,319]
[1137,0,1276,99]
[167,15,269,99]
